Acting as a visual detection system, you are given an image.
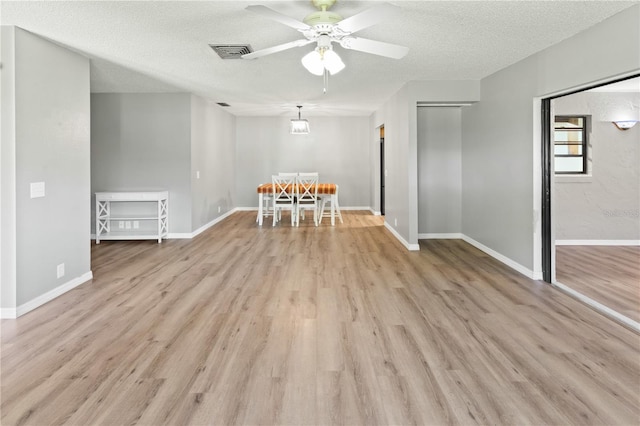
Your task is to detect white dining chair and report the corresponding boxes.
[275,174,298,220]
[272,174,296,226]
[296,173,318,221]
[319,184,343,224]
[256,182,274,224]
[296,173,319,227]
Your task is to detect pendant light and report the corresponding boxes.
[290,106,310,134]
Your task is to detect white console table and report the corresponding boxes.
[95,191,169,244]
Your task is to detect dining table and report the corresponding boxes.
[256,182,338,226]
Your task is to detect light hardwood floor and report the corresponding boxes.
[2,211,639,425]
[556,245,640,323]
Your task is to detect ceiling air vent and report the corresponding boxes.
[209,44,253,59]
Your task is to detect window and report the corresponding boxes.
[554,116,588,174]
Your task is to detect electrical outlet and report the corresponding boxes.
[196,171,200,179]
[133,221,139,229]
[394,218,398,227]
[118,221,124,229]
[57,263,65,279]
[125,221,131,229]
[218,206,221,213]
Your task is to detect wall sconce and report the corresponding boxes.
[612,120,638,130]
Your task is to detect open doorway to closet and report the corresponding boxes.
[542,75,640,328]
[417,106,462,239]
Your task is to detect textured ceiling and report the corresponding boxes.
[1,1,637,116]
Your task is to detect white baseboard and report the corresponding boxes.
[555,239,640,246]
[1,308,17,319]
[418,233,463,239]
[384,222,420,251]
[461,235,541,280]
[167,233,192,239]
[552,280,639,332]
[235,207,258,211]
[370,209,381,216]
[174,208,238,239]
[10,271,94,318]
[340,206,370,211]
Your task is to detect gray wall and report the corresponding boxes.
[554,91,640,240]
[417,107,462,235]
[1,26,17,311]
[3,27,91,306]
[371,87,411,239]
[190,96,236,230]
[461,56,538,270]
[91,93,192,234]
[234,116,370,208]
[461,5,640,272]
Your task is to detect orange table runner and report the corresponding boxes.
[257,183,336,195]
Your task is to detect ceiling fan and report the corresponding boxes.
[242,0,409,76]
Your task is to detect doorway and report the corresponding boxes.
[380,125,385,216]
[541,74,640,329]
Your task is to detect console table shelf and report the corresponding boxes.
[95,191,169,244]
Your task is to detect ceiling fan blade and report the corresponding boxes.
[246,5,311,31]
[242,39,314,60]
[334,3,401,34]
[339,37,408,59]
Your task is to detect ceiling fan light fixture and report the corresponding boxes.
[323,49,345,75]
[290,106,310,134]
[301,47,344,76]
[301,50,325,76]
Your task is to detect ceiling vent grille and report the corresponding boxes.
[209,44,253,59]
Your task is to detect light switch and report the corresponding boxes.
[57,263,65,279]
[30,182,45,198]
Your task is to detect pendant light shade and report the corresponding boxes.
[322,50,345,74]
[290,106,310,134]
[301,51,325,76]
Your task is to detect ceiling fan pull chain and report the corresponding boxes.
[323,68,328,94]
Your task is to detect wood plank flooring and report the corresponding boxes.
[2,211,639,425]
[556,245,640,323]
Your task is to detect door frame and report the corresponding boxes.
[380,125,385,216]
[540,73,640,283]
